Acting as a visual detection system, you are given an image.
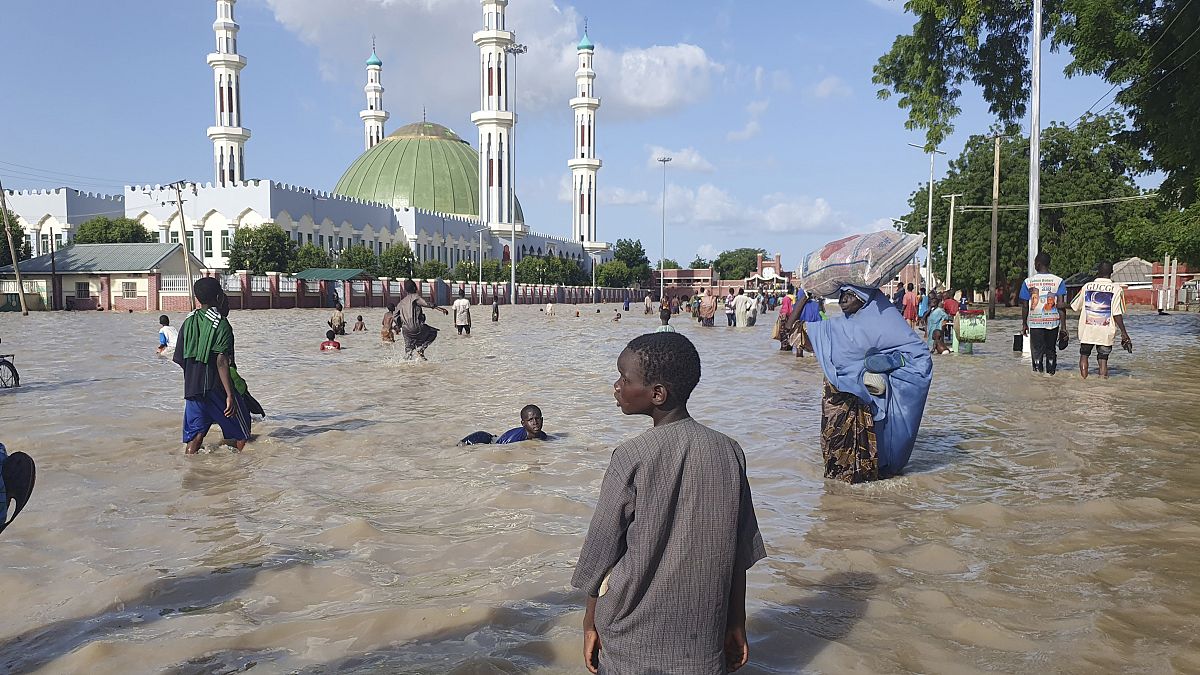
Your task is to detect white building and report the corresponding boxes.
[5,0,609,273]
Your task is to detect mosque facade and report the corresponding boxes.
[5,0,609,273]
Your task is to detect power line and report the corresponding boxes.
[958,192,1157,211]
[0,159,152,186]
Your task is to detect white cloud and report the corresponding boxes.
[660,183,846,236]
[601,187,651,205]
[771,70,794,93]
[727,99,769,142]
[696,243,719,260]
[753,66,765,92]
[647,145,715,172]
[263,0,721,122]
[812,75,852,99]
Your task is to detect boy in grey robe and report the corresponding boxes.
[573,332,767,673]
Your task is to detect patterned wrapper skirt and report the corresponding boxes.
[821,380,880,484]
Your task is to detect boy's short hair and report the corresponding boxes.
[194,277,222,306]
[326,329,336,340]
[659,308,671,323]
[521,404,542,418]
[624,332,701,403]
[386,302,396,312]
[403,279,418,293]
[357,315,363,321]
[159,314,170,326]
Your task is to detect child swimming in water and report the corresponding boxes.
[320,329,341,352]
[458,404,548,446]
[157,314,178,355]
[352,315,366,332]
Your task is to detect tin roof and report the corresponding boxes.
[0,243,203,274]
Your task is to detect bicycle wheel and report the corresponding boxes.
[0,361,17,388]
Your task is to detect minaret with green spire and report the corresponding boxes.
[360,37,389,151]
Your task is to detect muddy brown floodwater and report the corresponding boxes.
[1,306,1198,674]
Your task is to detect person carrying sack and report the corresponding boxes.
[0,442,36,536]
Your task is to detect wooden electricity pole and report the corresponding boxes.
[987,134,1002,320]
[166,181,197,309]
[0,176,30,315]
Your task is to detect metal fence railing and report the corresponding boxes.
[160,274,190,292]
[279,276,297,293]
[223,275,241,292]
[251,275,270,292]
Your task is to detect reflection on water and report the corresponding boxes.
[1,307,1199,673]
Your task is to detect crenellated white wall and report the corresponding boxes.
[4,188,125,256]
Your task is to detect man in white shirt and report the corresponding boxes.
[1019,252,1069,375]
[1070,261,1132,379]
[452,289,472,336]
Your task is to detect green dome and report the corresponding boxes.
[577,33,594,51]
[334,121,522,220]
[366,49,382,67]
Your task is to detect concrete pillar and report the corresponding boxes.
[342,280,353,309]
[379,277,391,306]
[267,271,280,309]
[99,275,111,310]
[149,272,161,312]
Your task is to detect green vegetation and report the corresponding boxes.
[337,244,379,276]
[0,211,30,263]
[225,224,297,274]
[73,216,156,244]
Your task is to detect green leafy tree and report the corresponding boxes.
[73,216,155,244]
[0,212,31,264]
[552,256,589,286]
[713,248,767,281]
[613,238,652,285]
[689,256,709,269]
[378,242,416,278]
[337,244,379,275]
[596,259,633,288]
[454,260,479,281]
[516,255,551,284]
[480,257,508,282]
[873,0,1200,206]
[225,223,297,273]
[900,114,1159,295]
[415,259,449,279]
[658,258,681,270]
[293,243,331,271]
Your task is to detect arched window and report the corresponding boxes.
[502,244,510,262]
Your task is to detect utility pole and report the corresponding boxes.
[166,181,197,309]
[941,193,962,292]
[49,226,58,310]
[988,135,1002,320]
[657,155,672,301]
[0,177,29,315]
[1027,0,1043,278]
[909,143,945,289]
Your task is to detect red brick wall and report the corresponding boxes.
[161,295,195,312]
[113,296,149,312]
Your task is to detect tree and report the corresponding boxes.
[873,0,1200,206]
[454,260,479,281]
[713,248,766,282]
[338,244,379,276]
[596,259,633,288]
[0,212,31,264]
[480,258,508,282]
[225,224,297,273]
[613,238,653,285]
[689,256,709,269]
[658,258,681,270]
[516,255,551,284]
[899,114,1159,296]
[293,243,331,271]
[73,216,155,244]
[415,259,449,279]
[378,242,415,278]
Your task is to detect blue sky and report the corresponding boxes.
[1,0,1126,265]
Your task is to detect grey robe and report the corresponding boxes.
[572,417,766,674]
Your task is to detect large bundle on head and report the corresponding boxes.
[797,230,923,298]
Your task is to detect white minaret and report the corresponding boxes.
[360,41,389,151]
[471,0,521,235]
[207,0,250,186]
[570,28,602,244]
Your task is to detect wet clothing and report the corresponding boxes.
[329,310,346,335]
[822,380,880,483]
[1028,327,1060,374]
[495,427,547,444]
[732,294,754,327]
[173,307,233,401]
[926,307,951,349]
[806,286,932,477]
[158,325,178,351]
[182,387,251,443]
[395,293,439,353]
[381,311,395,342]
[572,418,766,675]
[452,298,472,327]
[655,324,677,333]
[903,291,918,322]
[1071,277,1124,348]
[491,300,499,322]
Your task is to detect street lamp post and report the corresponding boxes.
[590,252,599,304]
[941,193,962,291]
[1027,0,1043,278]
[657,156,672,302]
[890,218,910,296]
[472,226,487,285]
[505,42,527,306]
[908,143,945,289]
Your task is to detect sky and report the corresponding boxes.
[1,0,1127,266]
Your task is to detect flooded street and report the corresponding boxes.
[1,305,1198,674]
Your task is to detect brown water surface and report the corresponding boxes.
[1,306,1198,674]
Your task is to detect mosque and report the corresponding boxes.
[5,0,610,273]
